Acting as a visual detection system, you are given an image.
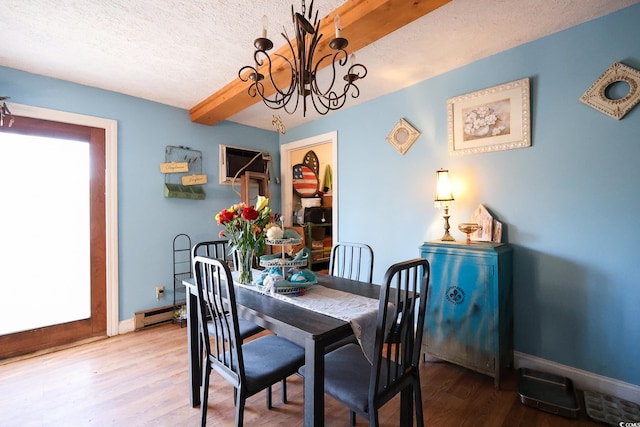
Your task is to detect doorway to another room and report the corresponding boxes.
[280,131,337,272]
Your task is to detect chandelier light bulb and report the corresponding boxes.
[334,14,342,38]
[261,15,269,38]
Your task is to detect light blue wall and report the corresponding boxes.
[281,5,640,386]
[0,67,280,320]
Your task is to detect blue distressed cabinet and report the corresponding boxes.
[419,241,513,388]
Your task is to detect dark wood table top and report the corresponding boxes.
[185,273,380,347]
[239,274,378,344]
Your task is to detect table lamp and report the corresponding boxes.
[434,169,455,241]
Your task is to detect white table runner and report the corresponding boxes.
[238,281,382,363]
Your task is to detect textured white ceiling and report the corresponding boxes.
[1,0,638,131]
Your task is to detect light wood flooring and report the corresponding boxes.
[0,323,602,426]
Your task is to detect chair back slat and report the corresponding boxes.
[192,255,244,387]
[192,240,234,269]
[370,258,430,404]
[329,242,374,283]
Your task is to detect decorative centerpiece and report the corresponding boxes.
[215,195,272,284]
[458,223,482,244]
[257,229,317,296]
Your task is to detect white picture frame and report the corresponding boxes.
[448,78,531,156]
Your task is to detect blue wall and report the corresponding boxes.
[0,67,280,321]
[281,5,640,386]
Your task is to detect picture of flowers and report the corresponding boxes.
[462,99,511,141]
[448,78,530,156]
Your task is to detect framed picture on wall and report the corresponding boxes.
[447,77,530,156]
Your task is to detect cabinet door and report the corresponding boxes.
[424,253,495,374]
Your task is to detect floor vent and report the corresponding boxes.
[134,305,176,330]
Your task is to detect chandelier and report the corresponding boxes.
[0,96,14,128]
[238,0,367,117]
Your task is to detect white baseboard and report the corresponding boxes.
[514,351,640,403]
[118,318,135,334]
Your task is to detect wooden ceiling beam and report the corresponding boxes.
[189,0,451,126]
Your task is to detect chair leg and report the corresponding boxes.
[266,385,272,409]
[400,387,413,426]
[369,409,379,427]
[281,379,287,403]
[350,410,356,426]
[235,387,245,427]
[200,365,211,427]
[414,378,424,427]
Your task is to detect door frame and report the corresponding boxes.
[280,131,338,241]
[11,103,119,336]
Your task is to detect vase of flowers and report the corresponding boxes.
[234,247,255,284]
[215,195,272,284]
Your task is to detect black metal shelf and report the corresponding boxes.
[172,233,191,326]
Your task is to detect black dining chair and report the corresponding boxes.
[303,258,430,427]
[192,240,264,340]
[325,241,375,352]
[193,255,305,427]
[192,241,290,408]
[329,241,374,283]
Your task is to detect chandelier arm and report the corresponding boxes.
[254,80,296,111]
[251,30,300,112]
[310,88,347,114]
[238,65,257,83]
[282,89,301,115]
[295,31,305,93]
[268,51,297,97]
[352,63,368,80]
[292,23,310,116]
[309,54,336,99]
[238,64,264,100]
[345,81,361,99]
[310,49,346,98]
[248,51,297,111]
[305,18,322,66]
[258,75,297,109]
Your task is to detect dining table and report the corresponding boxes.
[183,272,381,427]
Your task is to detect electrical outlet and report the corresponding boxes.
[156,286,165,300]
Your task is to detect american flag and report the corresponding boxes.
[293,164,318,197]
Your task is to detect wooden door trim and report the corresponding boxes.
[9,103,119,337]
[0,117,107,358]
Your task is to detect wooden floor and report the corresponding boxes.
[0,323,601,427]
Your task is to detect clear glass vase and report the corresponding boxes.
[235,248,254,285]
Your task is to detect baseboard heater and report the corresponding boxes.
[134,304,176,330]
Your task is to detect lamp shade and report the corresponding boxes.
[435,169,454,202]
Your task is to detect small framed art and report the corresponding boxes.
[386,118,420,155]
[580,62,640,120]
[448,77,531,156]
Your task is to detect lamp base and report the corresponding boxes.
[440,231,455,242]
[440,206,455,241]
